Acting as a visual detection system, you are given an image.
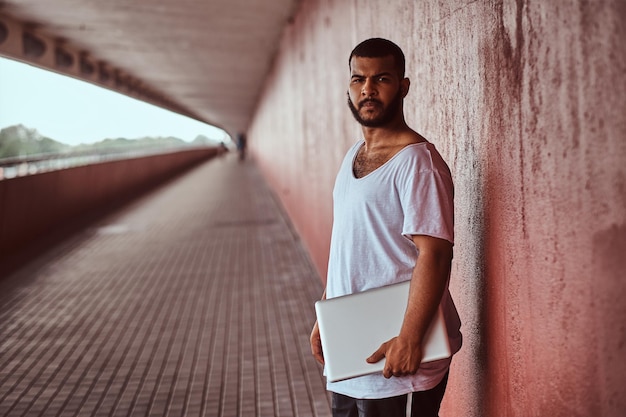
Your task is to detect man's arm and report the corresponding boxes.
[310,288,327,365]
[367,234,452,378]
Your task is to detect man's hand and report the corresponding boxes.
[366,336,423,379]
[310,321,325,365]
[367,234,452,379]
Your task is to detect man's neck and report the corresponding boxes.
[361,119,422,150]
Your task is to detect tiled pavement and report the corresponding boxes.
[0,154,331,417]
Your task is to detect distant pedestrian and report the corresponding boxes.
[236,132,247,161]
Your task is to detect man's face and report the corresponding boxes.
[347,55,406,128]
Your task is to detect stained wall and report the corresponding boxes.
[247,0,626,415]
[0,148,221,277]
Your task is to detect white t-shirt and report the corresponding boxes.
[325,140,462,399]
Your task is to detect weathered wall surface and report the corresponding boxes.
[248,0,626,415]
[0,148,221,277]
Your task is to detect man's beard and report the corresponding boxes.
[347,89,403,128]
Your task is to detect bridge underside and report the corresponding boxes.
[0,0,301,136]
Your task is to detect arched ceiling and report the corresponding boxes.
[0,0,302,136]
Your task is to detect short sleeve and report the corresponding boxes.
[398,152,454,244]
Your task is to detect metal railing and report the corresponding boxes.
[0,143,225,180]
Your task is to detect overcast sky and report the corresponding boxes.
[0,57,229,146]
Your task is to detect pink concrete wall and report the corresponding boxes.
[0,148,220,275]
[247,0,626,416]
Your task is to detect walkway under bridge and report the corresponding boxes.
[0,153,331,417]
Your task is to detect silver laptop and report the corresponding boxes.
[315,280,451,383]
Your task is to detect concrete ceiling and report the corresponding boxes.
[0,0,301,136]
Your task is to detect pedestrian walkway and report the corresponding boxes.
[0,153,331,417]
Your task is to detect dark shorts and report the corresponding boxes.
[331,372,449,417]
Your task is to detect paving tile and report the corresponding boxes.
[0,155,331,416]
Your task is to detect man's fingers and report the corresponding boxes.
[310,323,325,365]
[311,342,325,365]
[366,343,387,364]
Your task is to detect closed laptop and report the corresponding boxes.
[315,280,451,383]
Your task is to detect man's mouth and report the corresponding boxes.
[359,99,382,109]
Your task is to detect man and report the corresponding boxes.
[310,38,462,417]
[236,132,247,160]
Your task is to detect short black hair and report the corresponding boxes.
[349,38,406,78]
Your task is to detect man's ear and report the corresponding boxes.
[400,77,410,98]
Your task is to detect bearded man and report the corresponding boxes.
[310,38,463,417]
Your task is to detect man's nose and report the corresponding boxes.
[361,79,377,96]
